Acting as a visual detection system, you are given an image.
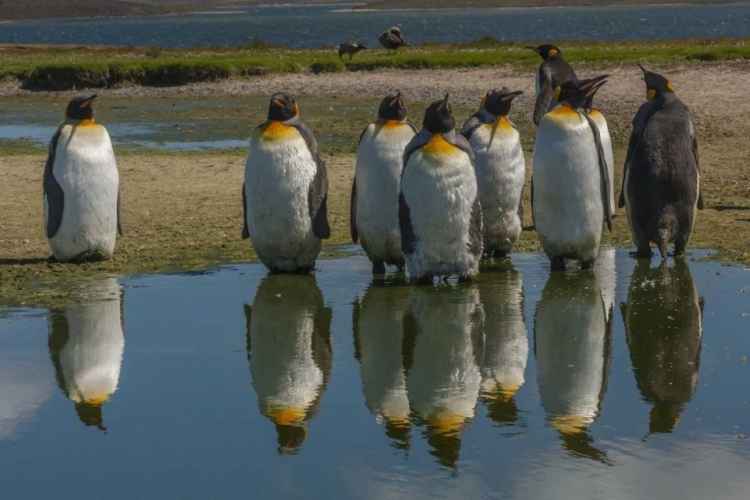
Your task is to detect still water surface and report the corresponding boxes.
[0,4,749,48]
[1,250,749,498]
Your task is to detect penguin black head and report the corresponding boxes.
[637,64,676,101]
[275,424,308,455]
[267,92,299,121]
[526,44,562,61]
[554,75,609,110]
[378,92,407,122]
[74,401,107,432]
[65,94,97,121]
[482,88,523,117]
[423,94,454,134]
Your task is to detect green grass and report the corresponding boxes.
[1,38,748,90]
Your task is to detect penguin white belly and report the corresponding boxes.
[47,124,119,261]
[535,290,606,431]
[355,123,415,264]
[589,110,615,216]
[402,143,479,278]
[533,110,603,263]
[481,275,528,396]
[245,125,320,272]
[406,288,482,434]
[58,279,124,405]
[469,120,525,254]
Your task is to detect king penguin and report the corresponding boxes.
[244,275,332,455]
[243,93,330,274]
[352,282,412,450]
[622,259,703,434]
[403,285,484,469]
[534,271,611,462]
[527,44,577,126]
[584,90,615,219]
[620,64,703,259]
[532,75,613,270]
[47,278,125,431]
[400,94,483,283]
[351,93,417,274]
[461,87,525,258]
[44,95,123,263]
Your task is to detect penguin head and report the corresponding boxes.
[554,75,609,110]
[526,44,562,61]
[481,88,523,117]
[423,94,455,134]
[378,92,407,121]
[267,92,299,121]
[638,64,676,101]
[65,94,97,121]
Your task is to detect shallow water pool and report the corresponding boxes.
[0,250,749,499]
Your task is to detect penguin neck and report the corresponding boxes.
[653,92,679,106]
[66,117,96,126]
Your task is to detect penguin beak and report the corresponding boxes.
[637,63,648,76]
[389,92,402,107]
[525,46,541,54]
[272,99,285,108]
[437,93,450,112]
[79,94,98,108]
[579,75,609,97]
[501,90,524,102]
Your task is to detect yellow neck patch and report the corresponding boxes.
[422,133,459,155]
[260,120,296,141]
[267,407,306,426]
[84,395,109,406]
[549,105,580,117]
[552,415,588,435]
[77,119,97,127]
[429,412,466,435]
[381,120,405,129]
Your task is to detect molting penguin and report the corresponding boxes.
[338,40,367,60]
[527,44,577,126]
[534,271,611,463]
[532,75,612,270]
[351,93,417,274]
[477,263,528,426]
[403,285,484,469]
[379,26,405,55]
[242,93,331,273]
[584,90,615,219]
[622,259,703,434]
[244,275,332,455]
[620,65,702,259]
[44,95,123,263]
[352,282,412,450]
[400,94,483,283]
[461,88,525,258]
[47,278,125,431]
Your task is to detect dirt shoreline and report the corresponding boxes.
[1,63,748,306]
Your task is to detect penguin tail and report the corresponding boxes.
[658,228,669,259]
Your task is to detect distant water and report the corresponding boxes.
[0,4,749,48]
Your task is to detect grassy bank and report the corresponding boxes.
[1,38,749,90]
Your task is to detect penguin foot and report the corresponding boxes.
[492,250,509,260]
[550,257,566,271]
[581,260,595,270]
[673,245,686,258]
[634,247,653,259]
[71,250,109,264]
[414,275,434,286]
[371,261,386,275]
[457,274,474,283]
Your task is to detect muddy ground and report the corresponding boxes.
[1,62,748,306]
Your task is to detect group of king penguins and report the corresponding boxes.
[42,43,701,281]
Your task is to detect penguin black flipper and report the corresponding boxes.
[402,129,432,169]
[469,195,483,258]
[459,113,483,140]
[690,121,704,210]
[445,130,475,162]
[621,103,659,209]
[399,192,416,255]
[290,118,331,239]
[533,67,555,126]
[48,308,71,397]
[241,183,250,240]
[117,188,123,236]
[350,178,358,243]
[530,176,536,228]
[43,126,65,240]
[582,113,612,232]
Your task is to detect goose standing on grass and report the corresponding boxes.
[379,26,405,55]
[338,40,367,60]
[44,95,123,263]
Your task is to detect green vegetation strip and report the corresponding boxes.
[0,38,748,90]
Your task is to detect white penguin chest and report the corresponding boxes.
[469,120,525,205]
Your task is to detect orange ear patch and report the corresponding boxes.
[667,82,676,92]
[548,48,559,58]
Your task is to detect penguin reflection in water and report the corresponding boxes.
[535,271,612,462]
[621,65,703,259]
[532,76,613,271]
[461,88,526,259]
[622,259,703,434]
[47,278,125,431]
[244,275,332,455]
[403,285,484,469]
[242,93,331,274]
[400,94,483,283]
[351,93,417,274]
[44,95,123,263]
[477,264,528,426]
[352,283,413,450]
